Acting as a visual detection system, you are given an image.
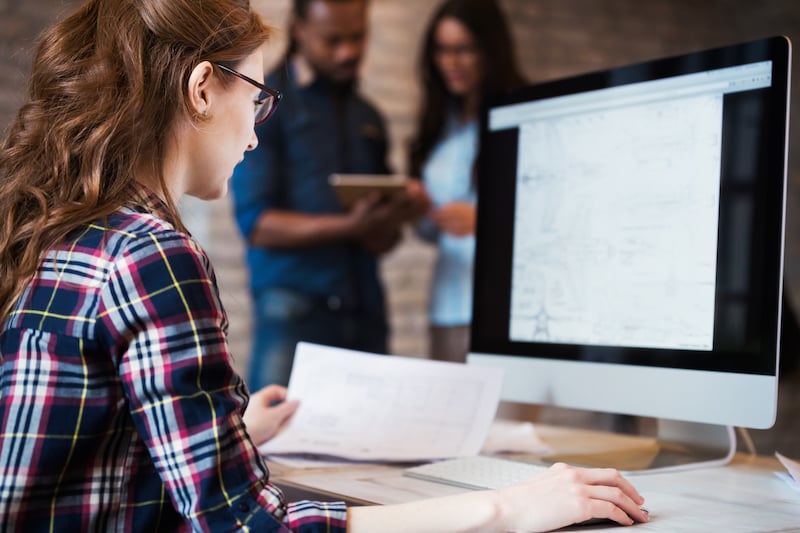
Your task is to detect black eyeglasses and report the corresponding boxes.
[215,63,282,126]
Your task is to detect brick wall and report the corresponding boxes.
[3,0,800,378]
[0,1,77,124]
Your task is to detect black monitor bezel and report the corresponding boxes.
[472,36,790,376]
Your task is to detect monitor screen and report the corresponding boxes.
[469,36,791,429]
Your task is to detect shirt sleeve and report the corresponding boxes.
[231,116,285,243]
[369,105,392,176]
[96,228,347,532]
[414,215,440,243]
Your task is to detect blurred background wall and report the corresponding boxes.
[2,1,799,450]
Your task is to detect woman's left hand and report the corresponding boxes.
[242,385,299,447]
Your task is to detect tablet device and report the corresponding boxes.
[328,173,409,208]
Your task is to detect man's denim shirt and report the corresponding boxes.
[230,58,391,313]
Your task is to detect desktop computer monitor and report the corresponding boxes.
[468,36,791,451]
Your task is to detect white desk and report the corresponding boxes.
[269,425,800,532]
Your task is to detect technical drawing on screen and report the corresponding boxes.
[469,36,791,471]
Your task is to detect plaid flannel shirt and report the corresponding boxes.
[0,187,347,532]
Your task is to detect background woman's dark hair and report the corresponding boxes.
[408,0,525,178]
[0,0,271,324]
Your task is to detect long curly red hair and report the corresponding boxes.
[0,0,271,324]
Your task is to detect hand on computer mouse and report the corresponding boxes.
[494,462,649,531]
[575,508,648,528]
[349,462,648,531]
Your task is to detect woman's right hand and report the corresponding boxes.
[348,462,648,532]
[431,200,476,236]
[494,462,649,531]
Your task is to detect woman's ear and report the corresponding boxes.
[187,61,215,118]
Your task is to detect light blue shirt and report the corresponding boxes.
[418,117,478,326]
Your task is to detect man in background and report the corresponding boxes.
[231,0,427,388]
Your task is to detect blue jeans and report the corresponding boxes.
[248,288,388,389]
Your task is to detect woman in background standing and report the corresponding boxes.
[410,0,526,362]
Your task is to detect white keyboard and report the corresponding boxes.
[403,455,548,490]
